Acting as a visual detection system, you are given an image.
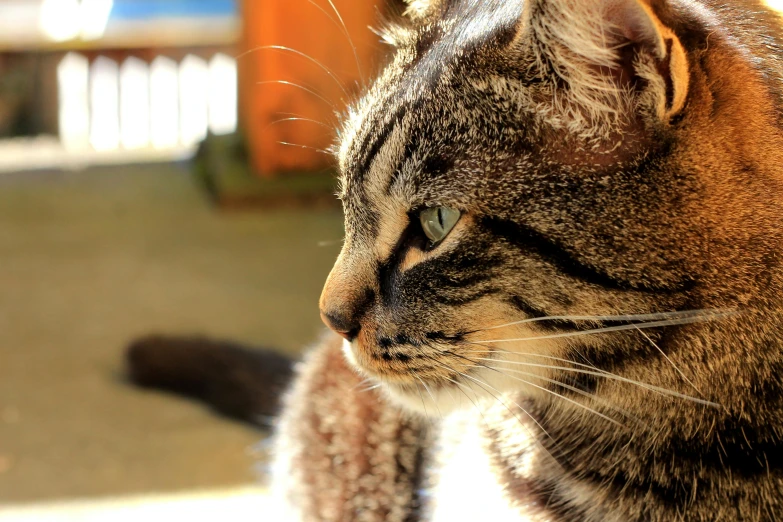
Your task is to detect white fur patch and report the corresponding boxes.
[426,409,550,522]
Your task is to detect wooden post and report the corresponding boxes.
[238,0,380,177]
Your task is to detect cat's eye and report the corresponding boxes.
[419,206,461,244]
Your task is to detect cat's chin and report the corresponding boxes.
[380,373,538,417]
[382,381,468,416]
[340,338,460,415]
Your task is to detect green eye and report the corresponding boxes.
[419,206,461,244]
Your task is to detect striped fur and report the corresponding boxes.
[274,1,783,520]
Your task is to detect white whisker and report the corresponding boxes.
[426,356,557,444]
[241,45,350,98]
[466,360,622,427]
[415,374,442,420]
[351,377,371,389]
[256,80,338,111]
[472,311,736,345]
[322,0,366,87]
[351,377,378,392]
[466,353,720,407]
[476,361,639,426]
[277,141,332,155]
[441,375,493,429]
[263,117,332,133]
[476,308,736,333]
[274,110,339,129]
[462,350,611,374]
[634,325,702,396]
[412,378,432,427]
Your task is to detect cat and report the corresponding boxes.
[128,0,783,519]
[270,0,783,520]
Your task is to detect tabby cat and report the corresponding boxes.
[270,0,783,520]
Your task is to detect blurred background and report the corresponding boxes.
[1,0,782,520]
[0,0,398,519]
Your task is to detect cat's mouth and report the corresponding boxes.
[342,334,533,415]
[339,319,565,414]
[341,329,485,385]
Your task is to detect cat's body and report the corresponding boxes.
[273,0,783,520]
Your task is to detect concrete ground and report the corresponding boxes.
[0,163,343,503]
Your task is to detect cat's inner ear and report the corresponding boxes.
[607,0,689,119]
[520,0,689,122]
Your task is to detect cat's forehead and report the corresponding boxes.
[416,0,523,60]
[336,0,528,220]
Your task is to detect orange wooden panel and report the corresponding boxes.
[238,0,381,177]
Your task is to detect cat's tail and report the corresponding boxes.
[125,335,295,427]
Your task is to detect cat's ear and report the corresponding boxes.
[519,0,689,123]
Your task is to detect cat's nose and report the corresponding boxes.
[319,251,373,342]
[319,310,360,341]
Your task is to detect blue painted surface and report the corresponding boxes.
[109,0,237,20]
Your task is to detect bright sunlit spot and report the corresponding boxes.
[179,55,210,146]
[766,0,783,11]
[80,0,114,40]
[57,52,90,150]
[150,56,180,149]
[120,57,151,150]
[40,0,113,42]
[89,56,120,151]
[208,54,238,136]
[39,0,81,42]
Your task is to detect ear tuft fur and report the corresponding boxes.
[519,0,689,136]
[403,0,443,22]
[609,0,689,120]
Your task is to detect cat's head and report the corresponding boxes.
[319,0,783,413]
